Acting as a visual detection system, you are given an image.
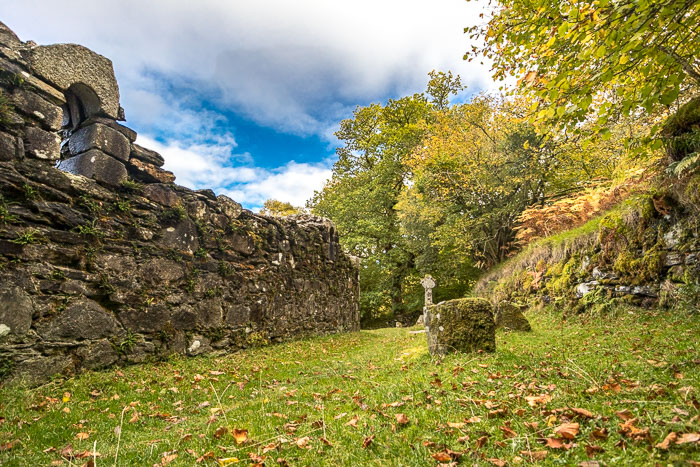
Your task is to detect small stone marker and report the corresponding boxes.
[494,301,531,332]
[424,297,496,355]
[421,275,436,307]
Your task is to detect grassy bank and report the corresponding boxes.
[1,307,699,466]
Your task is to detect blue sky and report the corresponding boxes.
[0,0,493,210]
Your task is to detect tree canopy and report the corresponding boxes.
[466,0,700,141]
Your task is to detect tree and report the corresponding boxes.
[260,199,305,217]
[466,0,700,142]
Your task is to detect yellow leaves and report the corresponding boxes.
[217,458,239,465]
[62,392,71,403]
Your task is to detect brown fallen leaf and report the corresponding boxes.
[499,425,517,439]
[466,416,482,424]
[486,458,506,467]
[159,453,177,466]
[579,462,600,467]
[395,413,409,425]
[475,435,488,449]
[447,422,466,429]
[232,428,248,445]
[545,438,566,449]
[554,422,579,439]
[213,426,228,439]
[520,450,547,461]
[570,407,594,419]
[676,433,700,444]
[320,437,332,446]
[615,409,634,421]
[295,436,311,449]
[431,452,452,462]
[585,444,604,457]
[75,432,90,441]
[0,440,18,452]
[655,432,677,449]
[525,421,539,430]
[525,394,551,407]
[345,415,359,427]
[362,435,375,448]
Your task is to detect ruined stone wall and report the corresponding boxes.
[0,22,360,384]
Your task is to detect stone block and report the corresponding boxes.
[24,126,60,160]
[0,131,22,161]
[57,149,127,186]
[69,123,130,161]
[425,298,495,355]
[218,194,242,220]
[81,117,137,142]
[77,339,118,370]
[126,157,175,183]
[494,301,531,332]
[37,298,120,341]
[29,44,121,119]
[0,286,33,336]
[118,305,171,334]
[11,88,63,131]
[143,183,179,206]
[0,20,21,47]
[131,143,164,166]
[159,218,199,254]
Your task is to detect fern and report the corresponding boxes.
[667,152,700,178]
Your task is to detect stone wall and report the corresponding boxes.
[0,21,360,384]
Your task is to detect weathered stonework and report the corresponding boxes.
[0,21,360,385]
[424,298,496,356]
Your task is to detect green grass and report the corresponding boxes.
[1,307,699,466]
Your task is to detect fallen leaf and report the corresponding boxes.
[525,394,551,407]
[545,438,566,449]
[447,422,466,429]
[585,444,604,457]
[466,416,482,424]
[500,425,517,438]
[214,426,228,439]
[0,440,18,451]
[295,437,311,449]
[431,452,452,462]
[159,453,178,465]
[615,409,634,421]
[554,422,579,439]
[217,457,239,465]
[676,433,700,444]
[475,435,488,449]
[655,432,677,449]
[345,415,359,427]
[590,428,608,440]
[395,413,409,425]
[232,429,248,445]
[362,435,374,448]
[520,450,547,461]
[486,458,506,466]
[570,407,594,419]
[75,432,89,441]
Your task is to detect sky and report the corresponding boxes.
[0,0,493,210]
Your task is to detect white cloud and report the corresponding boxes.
[0,0,493,137]
[138,135,331,210]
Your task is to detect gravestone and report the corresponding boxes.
[424,298,496,355]
[417,275,436,326]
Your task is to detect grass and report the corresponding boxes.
[0,307,698,466]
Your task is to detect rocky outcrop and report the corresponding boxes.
[0,21,360,385]
[424,298,496,355]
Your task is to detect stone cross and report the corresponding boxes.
[421,274,436,307]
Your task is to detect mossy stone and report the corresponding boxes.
[494,301,531,332]
[424,298,496,355]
